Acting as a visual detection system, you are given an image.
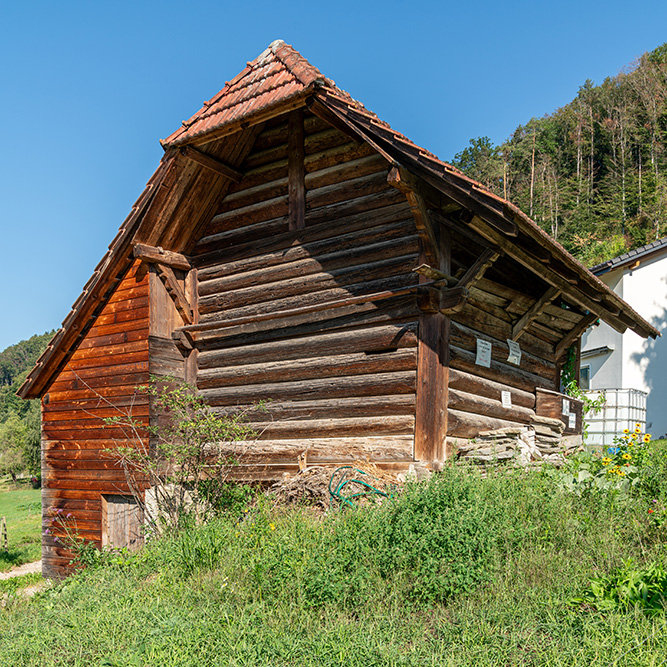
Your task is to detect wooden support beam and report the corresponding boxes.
[413,263,454,284]
[414,226,451,465]
[179,145,243,183]
[512,286,561,341]
[456,249,500,289]
[554,313,598,360]
[461,214,629,334]
[155,265,193,325]
[288,109,306,231]
[413,249,498,316]
[387,166,440,267]
[133,243,192,271]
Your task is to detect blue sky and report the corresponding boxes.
[2,0,667,352]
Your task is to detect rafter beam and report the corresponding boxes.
[179,145,243,183]
[554,313,598,360]
[512,286,560,341]
[456,249,500,289]
[133,243,192,271]
[388,166,440,267]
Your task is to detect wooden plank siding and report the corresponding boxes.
[41,260,149,578]
[191,111,419,476]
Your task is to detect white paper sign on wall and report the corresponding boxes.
[476,339,492,368]
[568,413,577,430]
[501,391,512,408]
[506,339,522,366]
[562,399,570,416]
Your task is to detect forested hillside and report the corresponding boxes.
[0,331,54,479]
[451,43,667,266]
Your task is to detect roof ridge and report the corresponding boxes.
[271,40,332,88]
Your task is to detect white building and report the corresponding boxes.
[581,238,667,440]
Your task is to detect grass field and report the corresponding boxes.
[0,479,41,572]
[0,462,666,666]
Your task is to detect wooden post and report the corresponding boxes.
[414,226,451,466]
[185,268,199,384]
[288,110,305,231]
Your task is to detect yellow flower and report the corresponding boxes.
[622,453,632,460]
[644,434,651,443]
[269,523,276,531]
[602,457,612,465]
[617,469,626,476]
[636,423,641,428]
[623,429,630,434]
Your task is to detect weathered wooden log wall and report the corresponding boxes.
[40,261,149,577]
[190,112,420,477]
[444,232,580,439]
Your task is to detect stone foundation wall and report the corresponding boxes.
[453,415,582,465]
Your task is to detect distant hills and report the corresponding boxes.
[450,43,667,266]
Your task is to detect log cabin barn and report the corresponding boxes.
[19,40,659,578]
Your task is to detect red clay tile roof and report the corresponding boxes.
[162,40,334,147]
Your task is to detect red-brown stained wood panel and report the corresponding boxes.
[41,260,149,578]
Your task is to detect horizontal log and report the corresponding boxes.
[195,201,411,269]
[217,176,288,215]
[43,404,150,423]
[92,306,149,328]
[197,349,417,389]
[195,301,416,355]
[200,370,416,407]
[212,395,416,421]
[450,321,555,379]
[107,284,149,306]
[41,489,104,505]
[132,243,192,271]
[305,141,377,175]
[447,408,525,439]
[199,265,417,320]
[305,154,388,192]
[448,367,535,409]
[306,170,391,211]
[195,189,406,256]
[449,345,552,394]
[226,460,415,482]
[453,302,555,363]
[447,387,535,424]
[86,318,149,339]
[43,468,131,481]
[43,439,147,451]
[43,479,134,492]
[207,194,289,237]
[42,426,147,441]
[198,235,418,297]
[198,322,418,369]
[224,435,413,464]
[77,327,147,350]
[49,364,149,389]
[63,351,149,372]
[251,415,415,439]
[46,383,151,403]
[64,339,148,363]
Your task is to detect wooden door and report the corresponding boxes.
[101,494,143,550]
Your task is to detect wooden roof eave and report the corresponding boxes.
[16,151,179,400]
[312,92,659,341]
